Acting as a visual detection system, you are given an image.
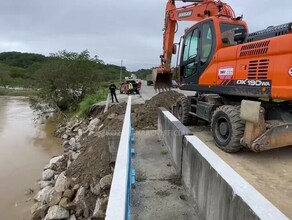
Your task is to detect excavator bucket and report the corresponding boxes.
[152,68,173,92]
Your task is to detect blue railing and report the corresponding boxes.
[106,96,135,220]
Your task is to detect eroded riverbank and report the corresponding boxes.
[0,96,62,219]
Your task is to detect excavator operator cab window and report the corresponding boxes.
[183,29,199,61]
[201,23,213,65]
[220,23,246,46]
[182,28,199,78]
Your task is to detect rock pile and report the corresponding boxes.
[32,114,114,220]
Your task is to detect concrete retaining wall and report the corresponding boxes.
[158,108,288,220]
[158,107,192,174]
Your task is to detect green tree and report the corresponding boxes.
[36,50,106,111]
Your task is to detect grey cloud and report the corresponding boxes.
[0,0,290,70]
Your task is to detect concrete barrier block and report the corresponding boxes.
[182,135,288,220]
[158,107,192,174]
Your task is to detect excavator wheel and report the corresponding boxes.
[211,105,244,153]
[176,96,191,125]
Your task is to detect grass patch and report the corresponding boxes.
[77,88,108,116]
[0,88,38,97]
[136,169,147,182]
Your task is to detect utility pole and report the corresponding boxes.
[120,59,123,82]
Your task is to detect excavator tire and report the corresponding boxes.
[211,105,244,153]
[176,96,191,125]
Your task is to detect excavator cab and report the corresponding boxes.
[179,21,215,88]
[154,18,247,91]
[152,0,247,92]
[179,21,248,89]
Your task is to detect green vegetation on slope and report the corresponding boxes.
[77,88,108,116]
[0,50,130,113]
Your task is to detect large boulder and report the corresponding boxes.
[69,137,76,148]
[55,172,70,192]
[63,189,75,200]
[93,197,108,218]
[78,129,83,137]
[34,186,54,204]
[49,155,64,167]
[44,205,69,220]
[88,118,100,132]
[38,180,54,189]
[41,169,54,181]
[92,198,101,218]
[61,133,69,139]
[59,197,70,208]
[73,186,85,203]
[48,190,62,206]
[90,182,101,196]
[99,174,113,190]
[31,202,49,219]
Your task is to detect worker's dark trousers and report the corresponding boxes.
[111,92,118,103]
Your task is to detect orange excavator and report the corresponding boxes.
[153,0,292,152]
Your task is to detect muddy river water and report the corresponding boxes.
[0,96,62,219]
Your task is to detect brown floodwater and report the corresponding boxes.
[0,96,63,220]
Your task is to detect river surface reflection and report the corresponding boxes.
[0,96,62,219]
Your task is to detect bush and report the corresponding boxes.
[77,89,108,116]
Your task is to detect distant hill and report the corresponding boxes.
[0,51,47,68]
[0,51,130,89]
[131,68,152,80]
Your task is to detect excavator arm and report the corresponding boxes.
[154,0,236,91]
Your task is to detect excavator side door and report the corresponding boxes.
[180,20,215,88]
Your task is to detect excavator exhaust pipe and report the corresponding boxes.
[152,68,173,92]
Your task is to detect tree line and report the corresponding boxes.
[0,50,129,111]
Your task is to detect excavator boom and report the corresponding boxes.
[153,0,236,91]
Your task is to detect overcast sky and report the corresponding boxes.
[0,0,290,70]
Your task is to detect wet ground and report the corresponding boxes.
[0,96,62,220]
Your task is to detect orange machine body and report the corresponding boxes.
[156,0,292,101]
[198,18,292,100]
[155,0,292,152]
[178,16,292,101]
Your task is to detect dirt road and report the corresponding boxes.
[188,123,292,218]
